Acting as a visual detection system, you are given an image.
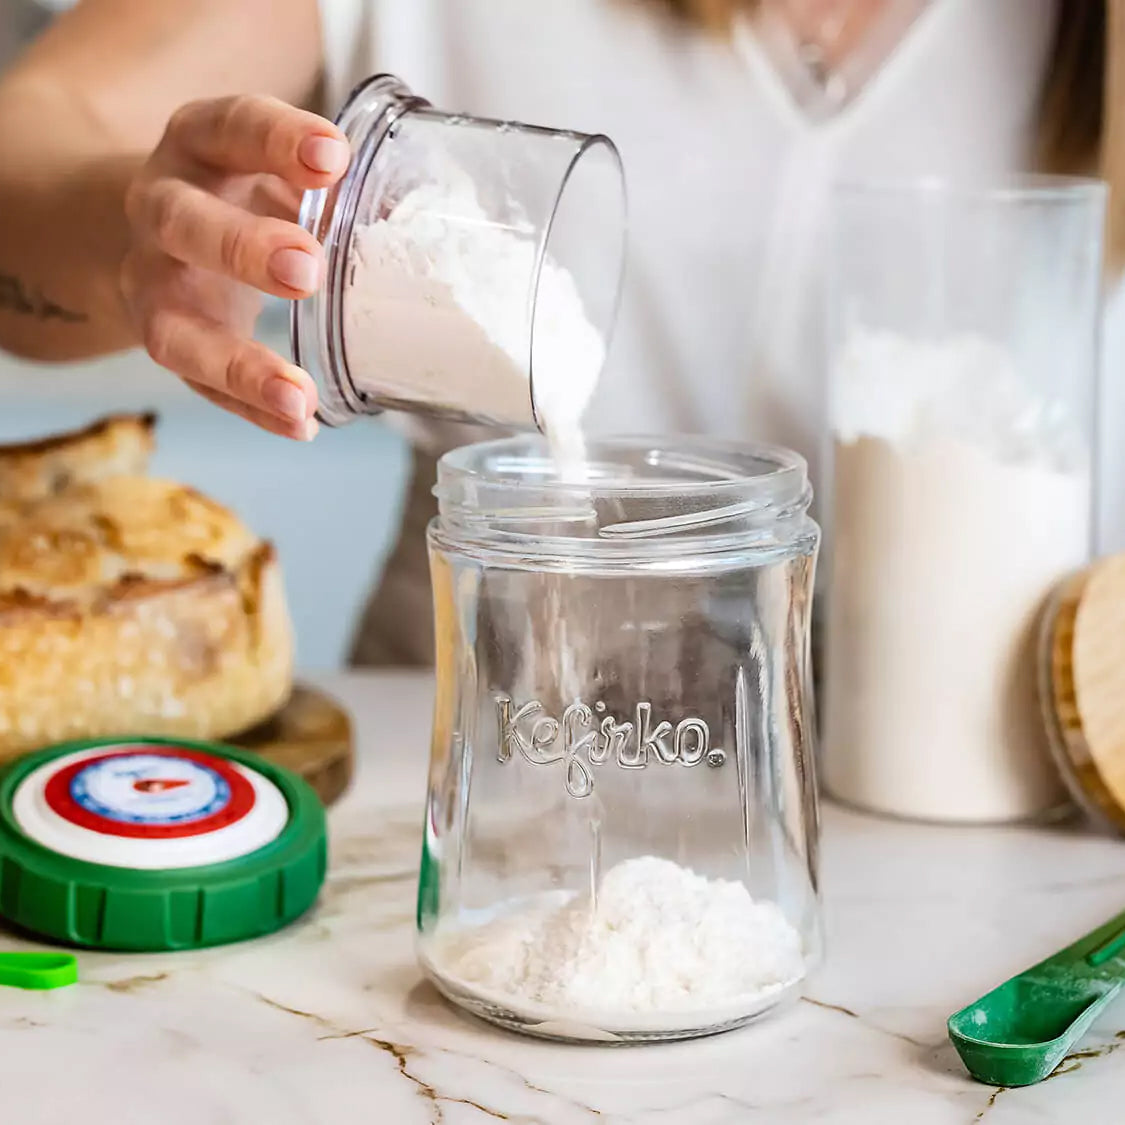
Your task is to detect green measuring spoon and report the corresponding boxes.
[0,951,78,990]
[949,910,1125,1087]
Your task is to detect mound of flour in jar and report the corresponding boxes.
[426,856,805,1015]
[343,166,604,472]
[824,328,1090,822]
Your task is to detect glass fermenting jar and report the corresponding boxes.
[416,435,823,1043]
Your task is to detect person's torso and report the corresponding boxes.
[320,0,1058,499]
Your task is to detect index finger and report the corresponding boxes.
[165,95,350,189]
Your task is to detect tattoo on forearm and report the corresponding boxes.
[0,274,87,323]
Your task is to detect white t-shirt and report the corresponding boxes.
[324,0,1125,548]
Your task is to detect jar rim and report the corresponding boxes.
[438,434,808,496]
[291,74,429,426]
[434,435,814,550]
[528,132,625,435]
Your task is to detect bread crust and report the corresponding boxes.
[0,413,157,502]
[0,416,293,761]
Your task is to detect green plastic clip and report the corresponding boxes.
[0,951,78,990]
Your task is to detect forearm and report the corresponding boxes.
[0,81,144,358]
[0,0,325,362]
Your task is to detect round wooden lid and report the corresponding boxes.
[1041,555,1125,832]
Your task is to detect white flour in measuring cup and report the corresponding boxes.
[344,160,606,735]
[823,328,1090,822]
[343,165,604,475]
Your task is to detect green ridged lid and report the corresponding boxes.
[0,737,326,951]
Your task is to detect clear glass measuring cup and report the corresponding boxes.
[291,74,626,433]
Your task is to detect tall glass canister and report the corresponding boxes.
[417,435,822,1043]
[823,176,1106,823]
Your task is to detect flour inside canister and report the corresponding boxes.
[343,165,604,475]
[823,328,1090,822]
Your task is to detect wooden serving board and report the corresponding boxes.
[228,682,354,806]
[0,684,353,807]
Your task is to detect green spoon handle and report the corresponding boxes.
[1088,920,1125,967]
[1041,907,1125,973]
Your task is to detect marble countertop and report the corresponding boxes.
[3,672,1125,1123]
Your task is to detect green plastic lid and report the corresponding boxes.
[0,737,327,951]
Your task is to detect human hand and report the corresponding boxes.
[121,95,350,439]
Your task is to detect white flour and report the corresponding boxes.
[424,856,804,1020]
[343,167,604,472]
[824,329,1090,822]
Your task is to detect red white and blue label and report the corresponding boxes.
[13,743,288,870]
[45,749,254,838]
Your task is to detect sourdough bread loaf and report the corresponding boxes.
[0,415,293,761]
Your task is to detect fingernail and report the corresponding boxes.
[300,418,320,442]
[299,135,350,175]
[263,375,308,422]
[269,247,321,293]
